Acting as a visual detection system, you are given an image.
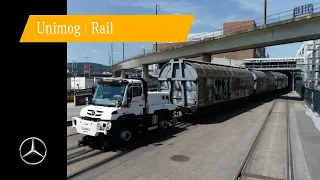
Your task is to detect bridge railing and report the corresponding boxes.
[115,2,320,64]
[245,64,298,69]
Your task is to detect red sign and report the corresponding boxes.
[84,64,93,70]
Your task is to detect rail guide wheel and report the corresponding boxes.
[100,140,109,152]
[78,136,88,147]
[78,139,83,147]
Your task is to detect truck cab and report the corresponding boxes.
[72,77,176,151]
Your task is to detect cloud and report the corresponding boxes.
[91,49,112,54]
[91,49,100,53]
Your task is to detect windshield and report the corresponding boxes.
[92,83,127,107]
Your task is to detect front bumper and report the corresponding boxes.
[72,117,112,137]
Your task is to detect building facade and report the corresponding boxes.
[295,39,320,87]
[153,20,267,61]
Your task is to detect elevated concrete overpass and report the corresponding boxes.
[110,12,320,77]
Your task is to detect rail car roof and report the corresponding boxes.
[265,71,288,79]
[159,59,252,80]
[251,70,268,78]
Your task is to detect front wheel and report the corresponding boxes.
[158,119,169,131]
[119,128,132,144]
[157,113,170,133]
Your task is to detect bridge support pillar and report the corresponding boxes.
[120,69,126,78]
[292,72,295,91]
[142,64,151,79]
[112,72,117,77]
[201,54,211,62]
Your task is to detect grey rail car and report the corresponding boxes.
[251,70,268,94]
[265,72,277,92]
[272,72,288,90]
[158,59,254,114]
[265,72,288,91]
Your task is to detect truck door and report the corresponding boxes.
[127,83,145,116]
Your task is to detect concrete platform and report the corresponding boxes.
[288,91,320,180]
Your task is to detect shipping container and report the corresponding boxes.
[69,77,96,89]
[85,79,94,89]
[71,77,86,89]
[67,78,71,90]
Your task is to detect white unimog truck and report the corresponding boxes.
[72,77,177,151]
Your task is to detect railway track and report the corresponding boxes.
[67,147,96,161]
[67,133,79,137]
[234,98,293,180]
[66,121,194,179]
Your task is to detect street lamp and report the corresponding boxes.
[155,4,160,52]
[123,42,125,61]
[122,43,130,61]
[72,69,78,97]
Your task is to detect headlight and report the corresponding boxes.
[106,122,112,130]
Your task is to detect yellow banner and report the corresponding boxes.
[20,15,194,42]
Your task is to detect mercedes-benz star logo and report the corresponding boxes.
[19,137,47,165]
[91,111,95,115]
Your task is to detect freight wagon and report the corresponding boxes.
[71,59,288,150]
[158,59,288,115]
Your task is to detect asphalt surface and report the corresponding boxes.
[67,102,85,121]
[69,98,275,180]
[66,91,320,180]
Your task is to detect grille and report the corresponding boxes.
[86,109,104,116]
[83,117,100,122]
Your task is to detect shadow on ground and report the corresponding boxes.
[108,89,294,153]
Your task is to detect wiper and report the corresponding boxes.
[92,103,115,107]
[93,103,107,107]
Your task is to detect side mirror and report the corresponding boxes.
[91,86,96,95]
[86,97,93,105]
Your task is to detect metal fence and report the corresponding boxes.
[304,87,314,109]
[296,83,320,115]
[314,90,320,115]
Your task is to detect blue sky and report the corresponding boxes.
[67,0,318,65]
